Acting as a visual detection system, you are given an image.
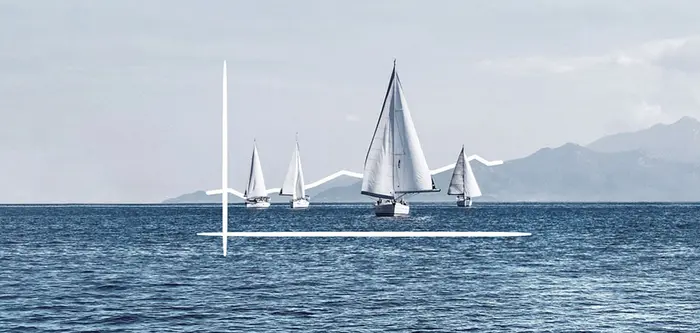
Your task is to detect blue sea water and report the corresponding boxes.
[0,203,699,332]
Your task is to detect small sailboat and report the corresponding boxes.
[361,60,439,217]
[448,145,482,207]
[279,135,310,209]
[244,142,271,208]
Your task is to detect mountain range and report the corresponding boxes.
[588,116,700,164]
[163,116,700,203]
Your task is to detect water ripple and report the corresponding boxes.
[0,203,699,331]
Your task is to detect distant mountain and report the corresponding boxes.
[163,190,214,204]
[469,143,700,201]
[312,143,700,202]
[587,116,700,164]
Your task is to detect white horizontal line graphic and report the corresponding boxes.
[198,231,531,237]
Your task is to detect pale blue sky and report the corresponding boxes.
[2,0,700,202]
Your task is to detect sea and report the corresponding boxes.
[0,203,698,332]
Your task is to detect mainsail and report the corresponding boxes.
[361,62,438,199]
[294,151,305,199]
[448,146,482,197]
[245,143,268,198]
[280,140,306,199]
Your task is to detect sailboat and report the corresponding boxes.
[279,135,310,209]
[448,145,482,207]
[243,142,271,208]
[361,60,439,217]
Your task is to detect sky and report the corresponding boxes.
[2,0,700,203]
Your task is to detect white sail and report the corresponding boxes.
[280,140,306,199]
[245,143,268,198]
[464,157,482,197]
[448,146,482,197]
[294,143,306,199]
[361,63,437,199]
[448,147,466,195]
[280,145,298,197]
[361,85,394,198]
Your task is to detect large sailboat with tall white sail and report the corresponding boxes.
[244,142,271,208]
[279,135,310,209]
[361,60,439,217]
[448,145,482,207]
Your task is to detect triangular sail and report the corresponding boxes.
[391,74,434,193]
[361,63,437,199]
[279,145,298,197]
[448,147,466,195]
[361,67,395,199]
[280,140,306,199]
[464,157,482,197]
[294,145,306,199]
[245,143,268,198]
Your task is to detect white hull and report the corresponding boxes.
[245,199,270,209]
[457,196,472,207]
[374,200,410,217]
[290,198,310,209]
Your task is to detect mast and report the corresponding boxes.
[221,60,228,256]
[294,133,306,199]
[390,61,397,197]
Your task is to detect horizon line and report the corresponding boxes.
[5,201,700,205]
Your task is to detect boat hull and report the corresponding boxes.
[374,200,410,217]
[290,198,310,209]
[457,196,472,207]
[245,198,271,209]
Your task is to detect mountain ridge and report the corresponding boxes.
[164,117,700,203]
[309,142,700,202]
[587,116,700,164]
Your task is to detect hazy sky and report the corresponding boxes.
[2,0,700,203]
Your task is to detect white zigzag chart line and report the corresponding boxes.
[199,61,527,256]
[205,155,504,199]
